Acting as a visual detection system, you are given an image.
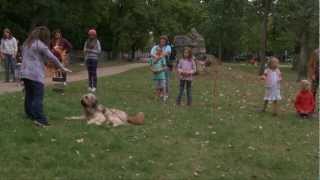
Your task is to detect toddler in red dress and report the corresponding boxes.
[295,80,315,118]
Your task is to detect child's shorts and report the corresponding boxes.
[155,79,166,89]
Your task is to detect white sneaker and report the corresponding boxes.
[88,87,92,92]
[164,95,168,101]
[91,88,96,92]
[63,82,68,86]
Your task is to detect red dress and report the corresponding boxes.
[295,90,315,114]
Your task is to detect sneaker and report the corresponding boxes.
[162,95,168,102]
[91,88,96,92]
[33,121,51,127]
[63,82,68,86]
[88,87,92,92]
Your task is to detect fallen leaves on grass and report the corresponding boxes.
[76,138,84,143]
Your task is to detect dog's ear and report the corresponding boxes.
[92,98,98,108]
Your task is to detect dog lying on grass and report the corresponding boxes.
[66,93,144,127]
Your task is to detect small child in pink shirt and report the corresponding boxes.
[176,47,196,106]
[260,57,282,116]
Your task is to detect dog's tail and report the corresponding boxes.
[127,112,144,125]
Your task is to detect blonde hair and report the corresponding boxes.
[268,57,279,69]
[301,80,311,90]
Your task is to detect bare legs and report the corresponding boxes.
[261,100,278,116]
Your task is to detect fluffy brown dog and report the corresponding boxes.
[66,93,144,127]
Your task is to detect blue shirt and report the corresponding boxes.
[150,45,171,57]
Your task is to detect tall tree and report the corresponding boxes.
[275,0,319,79]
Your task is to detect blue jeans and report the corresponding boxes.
[86,59,98,88]
[23,79,47,124]
[176,80,192,105]
[3,54,15,82]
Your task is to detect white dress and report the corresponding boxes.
[264,71,281,101]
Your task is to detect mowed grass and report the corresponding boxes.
[0,64,317,180]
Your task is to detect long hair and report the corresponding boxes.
[183,47,193,59]
[24,26,51,48]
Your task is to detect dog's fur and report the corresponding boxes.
[66,93,144,127]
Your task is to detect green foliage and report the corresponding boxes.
[200,0,318,60]
[0,0,204,54]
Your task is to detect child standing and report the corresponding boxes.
[21,26,71,127]
[148,47,167,101]
[84,29,101,92]
[176,47,196,106]
[260,57,282,116]
[295,80,315,118]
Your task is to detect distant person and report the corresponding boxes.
[21,26,71,127]
[49,29,72,85]
[260,57,282,116]
[308,48,319,100]
[176,47,196,106]
[83,29,101,93]
[295,80,315,118]
[148,47,167,102]
[150,35,171,99]
[0,28,18,82]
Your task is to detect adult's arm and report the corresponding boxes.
[13,38,18,57]
[307,54,316,81]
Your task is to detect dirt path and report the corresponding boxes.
[0,63,147,95]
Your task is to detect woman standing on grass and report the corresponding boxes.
[49,29,72,85]
[83,29,101,93]
[21,26,71,127]
[0,28,18,82]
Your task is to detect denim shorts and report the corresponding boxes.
[155,79,166,89]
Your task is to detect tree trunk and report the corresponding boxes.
[218,40,222,61]
[258,0,271,75]
[130,45,136,61]
[291,54,299,70]
[297,31,309,80]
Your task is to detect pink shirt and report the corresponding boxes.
[177,58,196,81]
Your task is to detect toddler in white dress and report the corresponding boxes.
[261,57,282,116]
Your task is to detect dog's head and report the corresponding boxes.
[81,93,98,109]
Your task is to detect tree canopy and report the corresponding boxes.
[0,0,318,74]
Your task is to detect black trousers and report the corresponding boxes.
[86,59,98,88]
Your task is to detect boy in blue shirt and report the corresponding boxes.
[148,47,167,102]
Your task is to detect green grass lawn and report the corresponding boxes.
[0,64,317,180]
